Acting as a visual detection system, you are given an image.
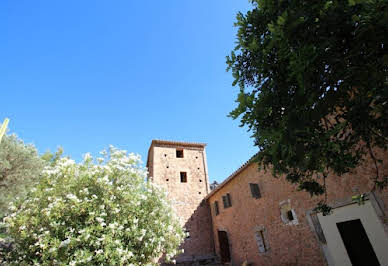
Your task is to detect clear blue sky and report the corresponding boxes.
[1,0,257,183]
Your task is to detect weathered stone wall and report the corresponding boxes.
[207,149,388,265]
[148,141,214,261]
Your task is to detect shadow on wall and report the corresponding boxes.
[167,199,216,265]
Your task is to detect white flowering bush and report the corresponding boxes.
[1,146,185,265]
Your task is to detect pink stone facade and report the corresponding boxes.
[146,140,214,262]
[147,140,388,265]
[206,149,388,265]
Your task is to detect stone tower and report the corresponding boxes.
[146,140,214,262]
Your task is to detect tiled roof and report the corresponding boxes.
[151,139,206,148]
[205,152,259,200]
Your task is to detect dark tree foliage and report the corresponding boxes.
[227,0,388,211]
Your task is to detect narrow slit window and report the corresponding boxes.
[227,193,232,207]
[180,172,187,183]
[176,149,184,158]
[255,230,269,253]
[214,201,219,216]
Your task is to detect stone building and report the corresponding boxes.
[147,140,388,265]
[146,140,214,263]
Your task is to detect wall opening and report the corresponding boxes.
[218,230,231,263]
[280,200,298,225]
[180,172,187,183]
[176,149,184,158]
[255,229,270,253]
[222,193,232,208]
[214,201,219,216]
[249,183,261,199]
[337,219,379,266]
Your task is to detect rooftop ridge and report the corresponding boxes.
[151,139,207,147]
[146,139,207,168]
[205,152,259,199]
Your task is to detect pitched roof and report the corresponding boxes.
[205,152,259,200]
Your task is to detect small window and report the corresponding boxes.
[180,172,187,183]
[185,229,190,239]
[250,183,261,199]
[255,230,269,253]
[222,193,232,208]
[287,210,294,221]
[280,200,298,225]
[214,201,219,216]
[176,149,184,158]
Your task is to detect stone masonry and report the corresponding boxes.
[206,148,388,265]
[147,140,388,265]
[146,140,214,263]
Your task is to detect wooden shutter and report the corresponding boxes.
[227,193,232,207]
[222,196,228,208]
[250,183,261,198]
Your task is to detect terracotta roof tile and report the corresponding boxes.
[205,152,259,200]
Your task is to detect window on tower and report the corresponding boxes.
[180,172,187,183]
[176,149,184,158]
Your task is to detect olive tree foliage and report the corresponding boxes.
[1,146,185,265]
[41,146,64,167]
[227,0,387,212]
[0,133,44,216]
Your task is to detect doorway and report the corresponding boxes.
[218,230,231,263]
[317,200,388,265]
[337,219,380,266]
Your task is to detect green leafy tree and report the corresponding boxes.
[227,0,387,210]
[0,133,44,216]
[1,146,184,265]
[41,146,64,166]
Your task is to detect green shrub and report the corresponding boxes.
[0,134,44,216]
[1,146,184,265]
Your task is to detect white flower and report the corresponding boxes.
[66,193,78,201]
[95,249,103,255]
[83,152,92,162]
[59,238,70,248]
